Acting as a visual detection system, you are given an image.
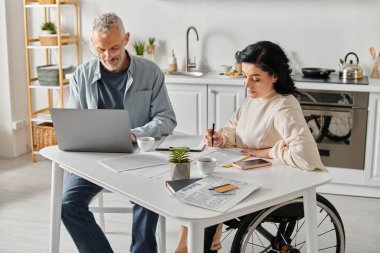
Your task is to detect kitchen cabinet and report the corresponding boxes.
[207,84,246,129]
[166,83,245,135]
[365,93,380,186]
[23,0,80,161]
[166,83,207,135]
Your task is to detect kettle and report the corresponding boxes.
[341,52,363,80]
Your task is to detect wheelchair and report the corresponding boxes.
[220,194,345,253]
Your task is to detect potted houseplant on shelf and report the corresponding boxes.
[146,37,156,59]
[169,147,191,180]
[133,41,145,56]
[39,21,69,46]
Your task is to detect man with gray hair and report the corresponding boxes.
[62,13,176,253]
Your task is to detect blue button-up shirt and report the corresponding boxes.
[68,52,177,138]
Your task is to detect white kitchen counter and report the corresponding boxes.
[165,71,380,92]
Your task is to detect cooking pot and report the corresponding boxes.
[302,68,335,78]
[342,52,363,80]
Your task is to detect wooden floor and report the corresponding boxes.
[1,153,380,253]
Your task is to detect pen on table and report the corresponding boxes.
[211,123,215,146]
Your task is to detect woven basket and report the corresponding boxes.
[35,122,57,150]
[39,34,69,46]
[38,0,56,4]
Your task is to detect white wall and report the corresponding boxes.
[78,0,380,75]
[0,0,29,157]
[0,0,14,157]
[1,0,380,157]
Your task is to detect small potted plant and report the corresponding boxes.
[133,41,145,56]
[39,21,69,46]
[41,21,57,35]
[146,37,156,56]
[169,147,191,180]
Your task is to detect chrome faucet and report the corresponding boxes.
[185,26,199,72]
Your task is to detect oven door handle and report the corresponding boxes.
[351,106,367,110]
[302,108,353,118]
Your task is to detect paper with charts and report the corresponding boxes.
[194,148,248,167]
[171,175,261,212]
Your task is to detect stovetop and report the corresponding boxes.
[292,73,369,85]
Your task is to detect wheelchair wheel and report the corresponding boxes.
[230,194,345,253]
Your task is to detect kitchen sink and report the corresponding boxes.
[165,71,204,77]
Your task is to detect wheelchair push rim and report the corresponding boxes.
[230,195,345,253]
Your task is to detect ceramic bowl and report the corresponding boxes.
[220,65,232,73]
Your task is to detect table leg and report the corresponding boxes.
[158,215,166,253]
[303,188,318,253]
[188,222,203,253]
[49,161,64,253]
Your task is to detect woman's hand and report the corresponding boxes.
[203,129,223,147]
[241,148,271,158]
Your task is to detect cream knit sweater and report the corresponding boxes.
[219,90,326,171]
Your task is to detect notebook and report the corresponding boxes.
[165,178,202,193]
[156,135,205,152]
[50,109,133,153]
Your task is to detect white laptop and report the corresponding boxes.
[50,109,133,153]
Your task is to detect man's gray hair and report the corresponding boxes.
[92,13,125,36]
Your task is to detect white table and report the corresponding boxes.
[40,146,332,253]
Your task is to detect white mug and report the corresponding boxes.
[197,157,217,175]
[137,137,155,152]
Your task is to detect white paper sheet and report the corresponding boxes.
[98,153,168,173]
[126,164,171,180]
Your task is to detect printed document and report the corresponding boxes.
[98,153,168,173]
[171,175,261,212]
[195,148,248,166]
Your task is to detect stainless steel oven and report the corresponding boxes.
[298,90,369,170]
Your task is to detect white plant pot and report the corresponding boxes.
[170,163,190,180]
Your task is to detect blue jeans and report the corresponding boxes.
[61,173,158,253]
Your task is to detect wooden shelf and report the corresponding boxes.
[29,83,70,89]
[27,42,77,49]
[25,0,76,8]
[31,114,52,123]
[29,78,70,89]
[24,0,80,161]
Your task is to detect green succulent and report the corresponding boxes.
[168,147,190,164]
[148,37,155,46]
[133,41,145,56]
[41,21,57,34]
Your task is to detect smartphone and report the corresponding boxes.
[232,159,272,170]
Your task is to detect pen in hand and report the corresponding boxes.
[211,123,215,146]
